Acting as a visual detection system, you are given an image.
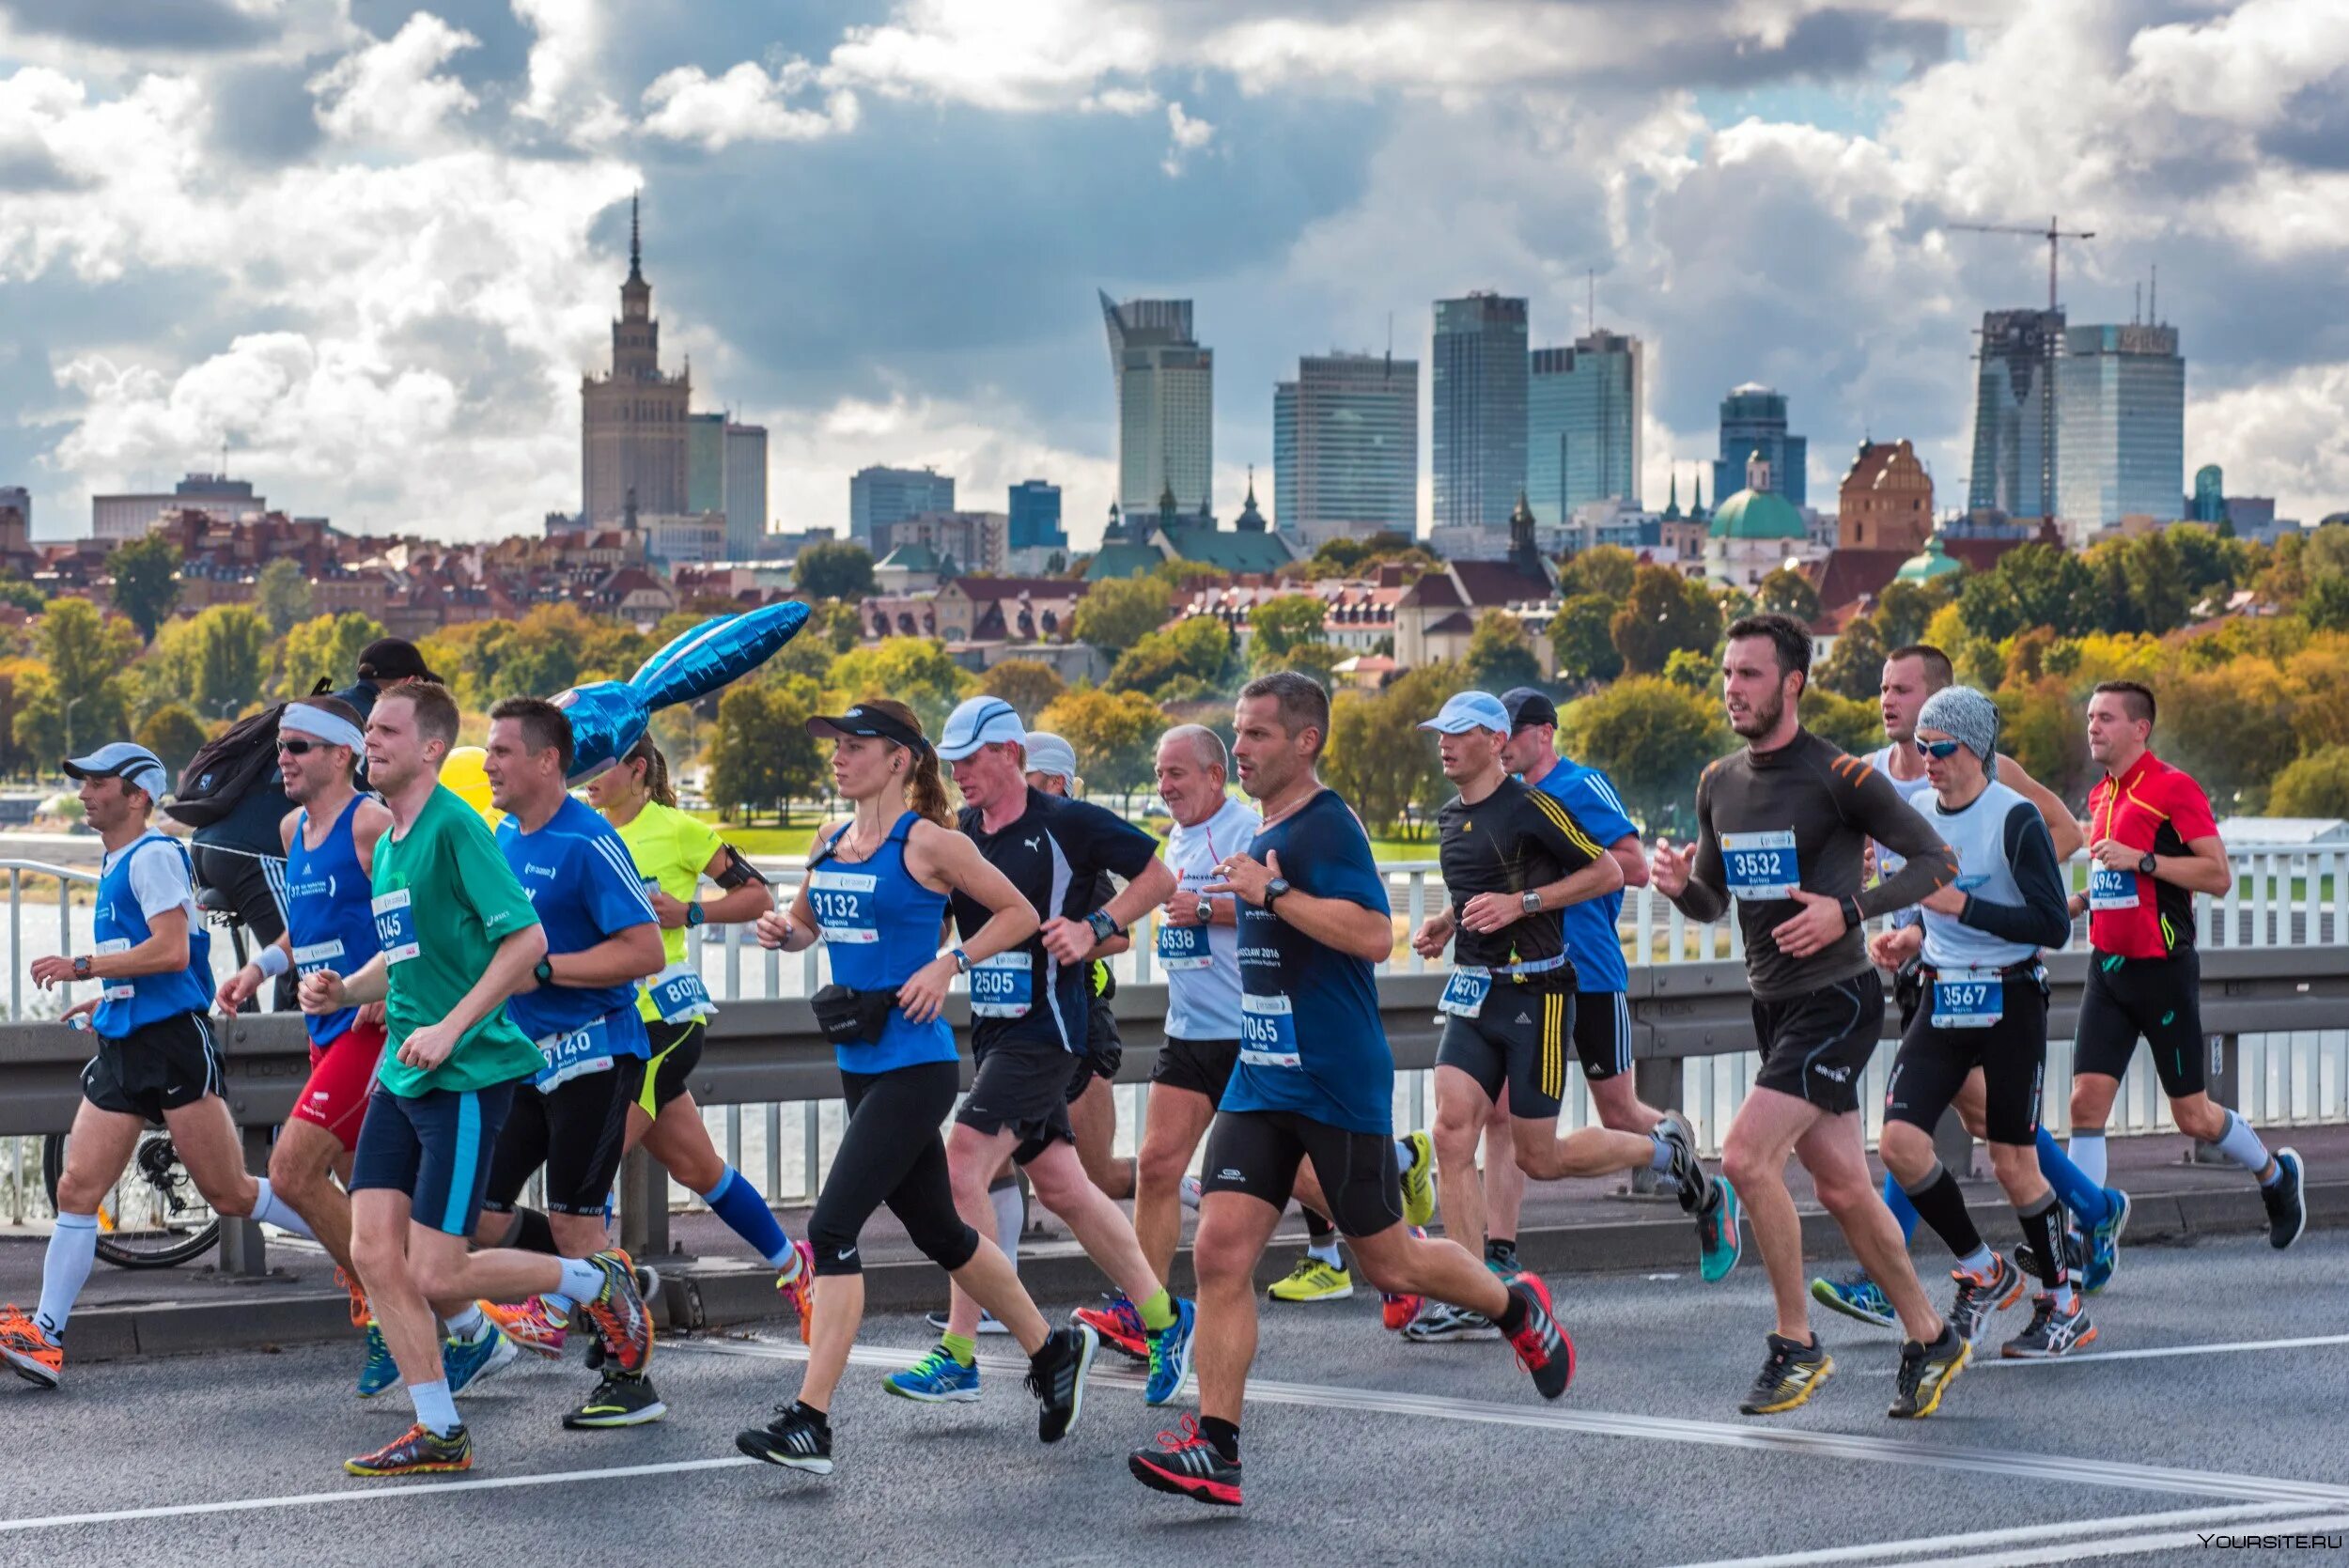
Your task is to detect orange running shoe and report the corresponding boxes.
[345,1422,472,1477]
[336,1267,371,1330]
[480,1296,569,1360]
[1381,1227,1427,1331]
[774,1239,817,1345]
[0,1308,64,1389]
[580,1250,653,1375]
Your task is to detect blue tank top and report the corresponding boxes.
[93,832,213,1038]
[285,795,378,1045]
[807,812,956,1073]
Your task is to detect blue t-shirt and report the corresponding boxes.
[496,796,658,1055]
[1532,758,1636,994]
[1222,788,1394,1135]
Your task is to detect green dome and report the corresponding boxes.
[1895,533,1964,582]
[1708,486,1806,541]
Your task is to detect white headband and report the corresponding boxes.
[281,703,366,753]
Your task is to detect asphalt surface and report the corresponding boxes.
[5,1228,2346,1568]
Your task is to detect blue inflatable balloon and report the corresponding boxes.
[554,600,814,783]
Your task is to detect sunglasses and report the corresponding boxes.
[1914,739,1964,759]
[276,738,324,755]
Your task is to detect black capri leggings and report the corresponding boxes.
[808,1061,981,1279]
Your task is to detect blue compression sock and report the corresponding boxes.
[35,1212,100,1340]
[1879,1172,1921,1245]
[701,1166,797,1269]
[2035,1127,2113,1226]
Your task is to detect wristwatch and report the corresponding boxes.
[1838,894,1865,931]
[2137,852,2158,877]
[533,958,554,986]
[1262,877,1292,910]
[684,902,706,928]
[1085,908,1124,944]
[1193,895,1214,924]
[72,954,91,980]
[1520,890,1544,915]
[951,947,972,975]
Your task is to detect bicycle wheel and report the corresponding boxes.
[42,1129,223,1269]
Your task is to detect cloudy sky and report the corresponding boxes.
[3,0,2344,551]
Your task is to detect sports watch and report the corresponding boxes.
[1520,891,1543,914]
[533,958,554,986]
[1085,908,1124,944]
[1262,877,1292,910]
[2138,852,2158,877]
[685,902,707,928]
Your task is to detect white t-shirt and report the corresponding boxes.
[1159,796,1259,1043]
[1870,744,1936,931]
[103,835,199,926]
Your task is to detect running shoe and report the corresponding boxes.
[1399,1129,1438,1229]
[1401,1301,1499,1342]
[581,1248,654,1375]
[1178,1174,1203,1210]
[1739,1333,1834,1415]
[2263,1148,2307,1251]
[737,1403,832,1475]
[925,1310,1011,1335]
[775,1239,817,1343]
[0,1308,61,1389]
[345,1422,470,1478]
[885,1343,981,1403]
[1657,1111,1703,1207]
[1028,1324,1097,1443]
[1484,1239,1519,1276]
[1381,1290,1425,1332]
[1144,1296,1197,1406]
[1502,1274,1574,1401]
[2015,1230,2087,1283]
[480,1296,568,1360]
[355,1319,399,1398]
[1946,1253,2026,1345]
[1128,1414,1241,1508]
[1888,1324,1970,1420]
[442,1325,519,1394]
[1808,1269,1894,1328]
[1267,1257,1354,1303]
[1697,1176,1743,1284]
[564,1369,668,1428]
[336,1267,371,1330]
[2083,1188,2132,1293]
[2002,1294,2096,1358]
[1074,1294,1151,1364]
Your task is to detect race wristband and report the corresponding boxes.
[257,946,292,979]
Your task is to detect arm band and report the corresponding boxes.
[712,846,769,890]
[257,946,292,979]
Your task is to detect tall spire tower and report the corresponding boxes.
[583,190,691,524]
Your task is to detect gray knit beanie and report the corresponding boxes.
[1917,685,1999,780]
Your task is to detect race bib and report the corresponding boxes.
[1931,969,2003,1030]
[807,869,879,943]
[1238,991,1301,1069]
[96,937,133,1001]
[2087,864,2139,911]
[1438,966,1493,1019]
[371,889,419,965]
[1156,917,1212,970]
[291,938,346,976]
[970,951,1034,1017]
[646,959,714,1024]
[535,1015,617,1089]
[1722,831,1800,901]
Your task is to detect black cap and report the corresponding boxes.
[357,637,438,685]
[805,704,931,755]
[1501,688,1559,730]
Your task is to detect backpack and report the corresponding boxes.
[162,680,332,830]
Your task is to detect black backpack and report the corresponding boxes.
[163,680,332,830]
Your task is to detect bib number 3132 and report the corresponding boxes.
[1722,831,1799,901]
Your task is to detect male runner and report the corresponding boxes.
[213,697,395,1374]
[2068,680,2304,1247]
[1651,614,1969,1420]
[474,697,668,1430]
[1866,687,2090,1357]
[890,696,1195,1407]
[300,683,652,1476]
[1128,674,1572,1509]
[4,744,320,1389]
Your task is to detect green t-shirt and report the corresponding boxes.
[614,801,727,1024]
[371,784,545,1097]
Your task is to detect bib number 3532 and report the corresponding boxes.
[1722,831,1799,901]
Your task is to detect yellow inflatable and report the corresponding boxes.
[442,745,502,828]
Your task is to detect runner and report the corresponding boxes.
[1128,674,1573,1509]
[486,736,813,1377]
[3,744,321,1389]
[1813,644,2120,1324]
[892,695,1191,1408]
[297,683,652,1477]
[212,698,395,1382]
[732,700,1094,1477]
[1650,614,1970,1420]
[1865,687,2090,1358]
[472,697,668,1431]
[2068,681,2304,1250]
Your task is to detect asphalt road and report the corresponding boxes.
[5,1229,2346,1568]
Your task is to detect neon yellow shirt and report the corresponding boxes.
[612,800,727,1024]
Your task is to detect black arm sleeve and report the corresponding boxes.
[1669,766,1730,924]
[1955,804,2072,949]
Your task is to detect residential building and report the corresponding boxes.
[1273,349,1418,543]
[94,473,264,543]
[1968,308,2063,520]
[880,510,1009,576]
[1432,293,1528,532]
[1837,439,1934,551]
[848,465,954,550]
[581,195,692,524]
[1008,480,1066,551]
[1713,383,1806,509]
[1176,569,1408,656]
[2224,497,2282,541]
[723,421,768,557]
[687,411,727,515]
[933,577,1087,644]
[1527,330,1641,522]
[2057,321,2184,536]
[639,511,727,567]
[1394,495,1558,672]
[0,486,26,537]
[1101,291,1213,516]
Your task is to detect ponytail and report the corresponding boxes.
[862,698,951,827]
[624,736,677,809]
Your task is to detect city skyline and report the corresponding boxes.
[2,2,2341,551]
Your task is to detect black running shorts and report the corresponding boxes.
[1199,1109,1402,1238]
[1883,965,2048,1146]
[1436,978,1575,1122]
[480,1054,648,1218]
[1750,970,1886,1115]
[638,1018,705,1116]
[958,1037,1077,1163]
[81,1012,221,1122]
[2072,948,2204,1099]
[1150,1035,1239,1103]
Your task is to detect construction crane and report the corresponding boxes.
[1949,215,2094,313]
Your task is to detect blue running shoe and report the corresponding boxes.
[1808,1270,1894,1328]
[1699,1176,1743,1283]
[355,1320,399,1399]
[2082,1188,2131,1295]
[1144,1296,1196,1406]
[884,1344,981,1403]
[443,1326,519,1394]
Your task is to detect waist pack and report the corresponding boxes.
[810,983,899,1047]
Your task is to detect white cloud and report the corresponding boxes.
[641,60,860,150]
[308,12,479,148]
[820,0,1165,112]
[2186,365,2349,527]
[511,0,628,144]
[1160,100,1213,176]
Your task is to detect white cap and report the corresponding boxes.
[1023,731,1079,784]
[1415,691,1512,736]
[64,741,169,803]
[936,695,1028,762]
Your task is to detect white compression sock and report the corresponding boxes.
[2212,1110,2275,1182]
[441,1303,489,1343]
[35,1212,100,1340]
[409,1378,460,1436]
[248,1177,318,1241]
[989,1179,1024,1267]
[2067,1132,2108,1190]
[1394,1136,1419,1175]
[1307,1238,1343,1267]
[555,1257,606,1302]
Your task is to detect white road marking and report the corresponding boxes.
[1661,1501,2317,1568]
[1863,1328,2349,1372]
[1907,1511,2349,1568]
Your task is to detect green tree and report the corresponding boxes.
[1872,579,1949,651]
[135,703,210,782]
[1111,615,1233,695]
[189,604,272,718]
[2116,531,2191,637]
[791,541,877,601]
[1997,678,2092,805]
[980,659,1066,720]
[2269,746,2349,817]
[109,535,182,642]
[2159,661,2299,814]
[1034,687,1164,804]
[707,684,786,822]
[1548,593,1624,684]
[1756,565,1821,623]
[1662,646,1717,691]
[1610,566,1719,675]
[1561,676,1726,837]
[1958,543,2095,642]
[1323,662,1458,838]
[13,598,140,764]
[256,558,314,637]
[1559,544,1638,602]
[0,578,45,614]
[1279,640,1348,694]
[1464,609,1542,692]
[2303,574,2349,634]
[1293,531,1439,583]
[1071,576,1171,658]
[1815,615,1887,700]
[1247,594,1330,664]
[278,612,386,699]
[1800,689,1881,754]
[824,637,975,734]
[2306,522,2349,581]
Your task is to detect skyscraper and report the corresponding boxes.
[1432,293,1528,532]
[2056,322,2183,531]
[1100,292,1213,517]
[581,194,691,524]
[1712,383,1806,508]
[849,465,955,550]
[1008,480,1066,551]
[687,411,727,516]
[2189,462,2225,524]
[1273,350,1419,543]
[723,422,768,556]
[1527,330,1642,523]
[1968,308,2063,519]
